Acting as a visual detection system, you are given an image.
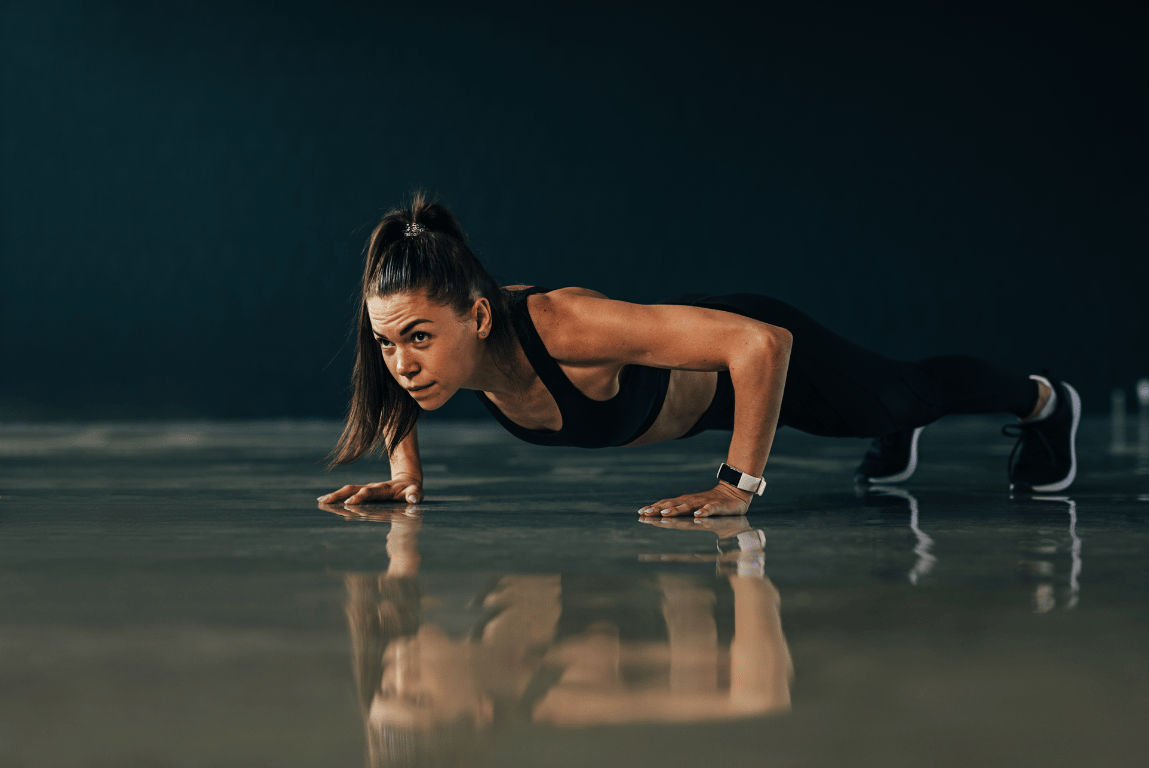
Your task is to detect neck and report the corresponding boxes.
[461,335,534,398]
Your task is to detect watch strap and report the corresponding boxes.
[717,463,766,496]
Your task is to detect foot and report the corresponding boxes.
[1003,375,1081,493]
[854,427,924,485]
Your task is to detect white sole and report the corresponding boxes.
[1024,382,1081,493]
[867,427,924,484]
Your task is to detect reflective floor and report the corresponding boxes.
[2,417,1148,767]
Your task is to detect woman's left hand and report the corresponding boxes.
[638,483,753,518]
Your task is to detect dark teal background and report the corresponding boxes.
[1,0,1145,420]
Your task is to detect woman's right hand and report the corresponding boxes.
[317,473,423,505]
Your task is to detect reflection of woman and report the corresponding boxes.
[319,195,1080,517]
[338,509,791,767]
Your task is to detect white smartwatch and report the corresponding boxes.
[717,463,766,496]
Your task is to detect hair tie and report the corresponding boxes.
[404,223,426,237]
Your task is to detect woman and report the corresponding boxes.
[319,195,1080,516]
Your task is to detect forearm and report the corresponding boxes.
[724,329,791,482]
[388,424,423,482]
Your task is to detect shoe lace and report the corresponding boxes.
[1001,421,1055,475]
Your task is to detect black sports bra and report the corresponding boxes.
[473,288,671,448]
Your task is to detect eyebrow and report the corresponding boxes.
[374,319,431,340]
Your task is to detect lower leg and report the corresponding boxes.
[903,355,1041,423]
[1022,379,1054,422]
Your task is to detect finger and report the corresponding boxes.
[356,485,402,505]
[318,484,360,503]
[640,496,693,515]
[696,502,740,518]
[344,486,386,505]
[401,484,423,504]
[660,502,698,518]
[695,501,730,517]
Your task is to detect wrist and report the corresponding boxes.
[716,481,754,505]
[390,469,422,484]
[717,463,766,496]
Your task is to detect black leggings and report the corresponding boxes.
[673,294,1039,439]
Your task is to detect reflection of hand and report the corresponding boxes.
[319,504,422,575]
[638,515,753,539]
[317,473,423,505]
[638,483,752,518]
[318,502,422,524]
[639,516,763,568]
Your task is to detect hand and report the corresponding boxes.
[638,483,752,518]
[317,473,423,505]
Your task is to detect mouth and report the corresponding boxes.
[406,383,435,395]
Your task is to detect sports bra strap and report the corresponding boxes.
[507,288,585,402]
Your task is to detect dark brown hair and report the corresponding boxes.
[329,193,519,464]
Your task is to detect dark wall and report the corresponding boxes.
[2,0,1145,420]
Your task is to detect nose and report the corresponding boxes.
[393,349,420,378]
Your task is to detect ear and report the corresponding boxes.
[471,297,493,338]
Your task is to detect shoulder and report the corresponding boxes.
[501,285,610,300]
[524,287,648,364]
[527,287,617,327]
[504,286,616,331]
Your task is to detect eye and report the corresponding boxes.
[376,337,393,348]
[412,332,430,343]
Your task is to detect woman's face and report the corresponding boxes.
[366,291,489,410]
[369,625,491,728]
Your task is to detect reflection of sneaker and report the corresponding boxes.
[1002,376,1081,493]
[855,427,924,484]
[861,486,935,585]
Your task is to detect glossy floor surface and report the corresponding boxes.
[2,417,1148,768]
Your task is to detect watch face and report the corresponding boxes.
[718,464,744,486]
[719,463,763,493]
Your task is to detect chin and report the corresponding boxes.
[416,389,455,411]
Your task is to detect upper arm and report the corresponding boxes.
[533,292,792,372]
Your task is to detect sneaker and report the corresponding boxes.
[1002,375,1081,493]
[854,426,924,484]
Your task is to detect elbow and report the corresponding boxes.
[727,323,791,373]
[771,326,793,355]
[755,325,792,362]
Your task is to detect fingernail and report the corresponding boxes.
[407,495,417,503]
[638,507,650,515]
[317,495,328,502]
[660,510,670,515]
